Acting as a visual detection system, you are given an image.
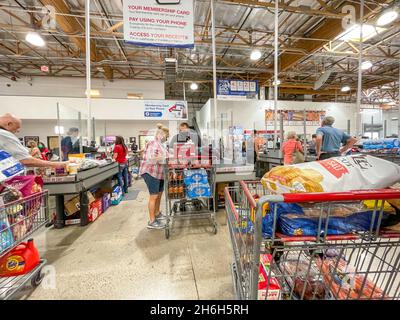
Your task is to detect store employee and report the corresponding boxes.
[0,113,67,169]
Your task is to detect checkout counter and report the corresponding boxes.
[216,163,256,183]
[255,150,317,178]
[43,162,119,229]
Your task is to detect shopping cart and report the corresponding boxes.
[0,190,49,300]
[225,181,400,300]
[164,156,217,239]
[130,151,141,180]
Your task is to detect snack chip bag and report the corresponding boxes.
[262,155,400,194]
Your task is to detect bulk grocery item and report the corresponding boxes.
[164,156,217,239]
[0,216,14,252]
[88,199,103,222]
[67,163,78,175]
[262,154,400,194]
[279,254,327,300]
[316,253,386,300]
[258,254,281,300]
[262,201,393,237]
[183,169,211,199]
[111,185,123,205]
[0,150,25,183]
[0,239,40,277]
[183,169,209,185]
[4,175,43,197]
[64,192,95,217]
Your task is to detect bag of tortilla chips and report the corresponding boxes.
[261,155,400,194]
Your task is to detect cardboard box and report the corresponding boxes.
[258,254,281,300]
[64,192,95,216]
[88,199,103,222]
[102,193,111,213]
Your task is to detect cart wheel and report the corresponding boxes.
[213,223,218,235]
[165,227,170,239]
[31,270,44,287]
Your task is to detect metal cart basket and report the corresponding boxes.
[225,181,400,300]
[0,190,49,300]
[164,156,217,239]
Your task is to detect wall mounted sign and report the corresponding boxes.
[144,100,188,120]
[217,79,258,99]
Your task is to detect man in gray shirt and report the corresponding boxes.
[0,113,67,169]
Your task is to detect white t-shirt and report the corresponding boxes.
[0,128,30,161]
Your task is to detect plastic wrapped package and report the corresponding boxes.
[4,175,43,197]
[11,214,28,241]
[186,183,211,199]
[0,215,14,252]
[300,202,368,217]
[111,185,123,205]
[316,255,386,300]
[0,150,25,183]
[279,254,327,300]
[183,169,209,185]
[262,202,392,237]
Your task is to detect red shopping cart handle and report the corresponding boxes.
[282,189,400,203]
[274,231,400,243]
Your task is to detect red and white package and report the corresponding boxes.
[258,254,281,300]
[262,155,400,194]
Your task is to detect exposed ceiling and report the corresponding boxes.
[0,0,399,108]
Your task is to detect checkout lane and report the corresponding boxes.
[43,156,137,229]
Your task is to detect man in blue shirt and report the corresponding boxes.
[316,116,357,160]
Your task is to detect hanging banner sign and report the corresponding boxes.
[123,0,194,48]
[217,79,258,99]
[144,100,188,120]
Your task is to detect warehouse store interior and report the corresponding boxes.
[1,0,400,301]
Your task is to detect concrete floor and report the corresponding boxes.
[15,180,234,300]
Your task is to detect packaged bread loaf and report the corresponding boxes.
[262,155,400,194]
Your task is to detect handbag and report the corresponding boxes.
[291,141,305,164]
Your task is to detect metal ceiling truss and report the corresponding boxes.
[0,0,399,104]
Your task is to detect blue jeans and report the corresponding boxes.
[117,163,129,194]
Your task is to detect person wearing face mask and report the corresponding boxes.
[0,113,68,169]
[139,123,170,230]
[61,127,80,161]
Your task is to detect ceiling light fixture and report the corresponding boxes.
[361,61,373,70]
[85,89,100,97]
[25,31,45,47]
[341,85,351,92]
[377,8,399,26]
[250,49,262,61]
[165,57,177,63]
[338,24,384,42]
[190,82,198,91]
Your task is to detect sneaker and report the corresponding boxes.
[155,212,167,220]
[147,220,165,230]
